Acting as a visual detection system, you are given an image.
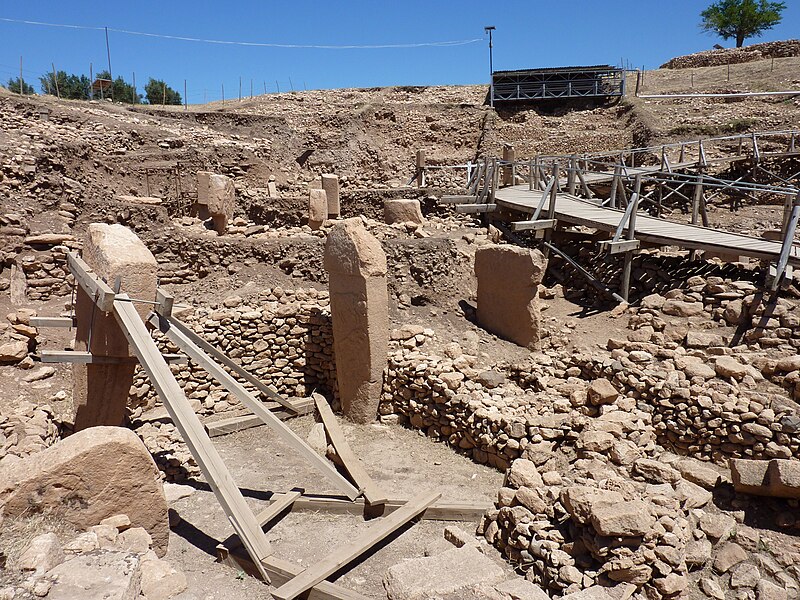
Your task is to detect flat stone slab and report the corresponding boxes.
[385,546,505,600]
[47,550,142,600]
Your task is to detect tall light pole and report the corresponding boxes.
[485,26,496,108]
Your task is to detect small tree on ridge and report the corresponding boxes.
[144,78,182,105]
[700,0,786,48]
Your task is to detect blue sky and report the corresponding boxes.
[0,1,797,103]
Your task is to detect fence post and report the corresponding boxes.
[415,150,425,188]
[567,155,577,195]
[620,176,641,302]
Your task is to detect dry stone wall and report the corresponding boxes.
[131,287,337,416]
[661,39,800,69]
[2,243,77,301]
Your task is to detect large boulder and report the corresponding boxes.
[384,199,425,225]
[0,426,169,556]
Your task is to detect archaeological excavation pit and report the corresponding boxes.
[1,45,800,600]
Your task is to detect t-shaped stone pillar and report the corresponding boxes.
[196,171,235,234]
[324,218,389,423]
[475,244,546,349]
[72,224,157,431]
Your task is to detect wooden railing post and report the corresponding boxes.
[620,175,642,302]
[567,155,577,195]
[415,150,425,188]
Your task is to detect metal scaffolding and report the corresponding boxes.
[491,65,625,103]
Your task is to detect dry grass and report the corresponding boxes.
[640,57,800,95]
[0,513,77,578]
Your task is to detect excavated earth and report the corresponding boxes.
[1,47,800,600]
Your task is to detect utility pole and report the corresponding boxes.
[105,26,113,100]
[485,26,496,109]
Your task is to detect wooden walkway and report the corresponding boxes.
[495,185,800,266]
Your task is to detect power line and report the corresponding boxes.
[0,17,482,49]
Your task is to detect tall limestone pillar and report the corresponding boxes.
[324,218,389,423]
[72,224,157,431]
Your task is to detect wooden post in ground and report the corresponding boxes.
[567,155,577,195]
[542,161,558,258]
[51,63,61,99]
[609,165,620,209]
[620,176,641,302]
[71,224,157,430]
[689,174,705,261]
[501,144,515,186]
[415,150,425,188]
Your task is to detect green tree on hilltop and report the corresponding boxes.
[701,0,786,47]
[40,71,91,100]
[144,78,182,105]
[6,77,35,95]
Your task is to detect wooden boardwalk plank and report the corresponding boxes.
[313,394,388,506]
[270,491,441,600]
[496,188,800,265]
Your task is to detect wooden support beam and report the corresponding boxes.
[313,394,387,506]
[205,398,314,436]
[30,316,76,328]
[150,313,360,500]
[66,251,116,312]
[271,491,441,600]
[274,495,490,521]
[217,551,370,600]
[598,239,641,255]
[39,350,187,364]
[439,195,476,204]
[156,288,174,317]
[113,295,274,583]
[218,490,303,556]
[510,219,557,232]
[455,204,497,214]
[165,315,297,413]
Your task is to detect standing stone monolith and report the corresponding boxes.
[321,174,340,218]
[72,224,157,431]
[196,171,235,233]
[324,218,389,423]
[475,244,546,349]
[309,188,328,230]
[384,199,425,225]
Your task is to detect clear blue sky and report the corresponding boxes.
[0,1,797,103]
